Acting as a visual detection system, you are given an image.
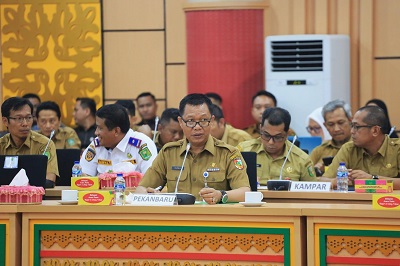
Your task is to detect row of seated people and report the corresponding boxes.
[1,93,399,202]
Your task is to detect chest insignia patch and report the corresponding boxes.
[386,163,392,168]
[44,151,51,160]
[139,144,152,161]
[286,166,293,173]
[85,148,96,162]
[67,138,75,146]
[128,137,142,148]
[233,158,244,170]
[307,166,314,177]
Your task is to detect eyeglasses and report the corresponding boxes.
[8,116,34,124]
[350,123,377,131]
[260,132,286,142]
[306,126,322,133]
[181,118,211,128]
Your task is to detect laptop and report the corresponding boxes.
[0,155,48,188]
[241,151,258,191]
[56,149,81,186]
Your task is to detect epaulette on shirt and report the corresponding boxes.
[213,138,237,153]
[128,137,142,148]
[162,140,184,151]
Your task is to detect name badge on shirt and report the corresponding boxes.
[125,159,137,165]
[98,159,112,166]
[256,164,261,168]
[172,166,183,171]
[207,168,220,172]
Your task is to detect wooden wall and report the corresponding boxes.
[1,0,400,130]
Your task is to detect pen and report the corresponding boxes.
[154,186,163,191]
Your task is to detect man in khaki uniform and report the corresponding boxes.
[137,94,250,204]
[323,106,400,190]
[243,90,296,138]
[311,100,352,174]
[0,97,59,188]
[238,107,316,185]
[36,101,81,149]
[210,104,252,147]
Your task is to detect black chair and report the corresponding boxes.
[241,151,258,191]
[56,149,81,186]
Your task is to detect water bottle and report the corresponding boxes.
[71,161,82,177]
[114,173,126,206]
[336,162,349,192]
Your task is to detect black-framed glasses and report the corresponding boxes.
[260,132,286,142]
[306,126,322,133]
[8,116,34,124]
[181,118,211,128]
[350,123,376,131]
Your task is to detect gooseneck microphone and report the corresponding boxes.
[389,126,396,136]
[153,116,159,143]
[174,142,191,194]
[279,135,297,180]
[42,130,55,155]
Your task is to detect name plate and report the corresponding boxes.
[290,181,331,192]
[127,193,176,206]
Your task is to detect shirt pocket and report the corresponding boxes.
[206,172,227,190]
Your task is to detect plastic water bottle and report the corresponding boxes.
[336,162,349,192]
[114,173,126,206]
[71,161,82,177]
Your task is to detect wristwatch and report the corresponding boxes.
[219,190,228,204]
[372,175,379,180]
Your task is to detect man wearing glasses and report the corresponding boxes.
[137,93,250,204]
[0,97,59,188]
[238,107,316,185]
[311,100,352,174]
[323,105,400,190]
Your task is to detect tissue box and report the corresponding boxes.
[78,191,113,205]
[354,179,393,193]
[372,194,400,210]
[71,177,100,190]
[98,172,143,189]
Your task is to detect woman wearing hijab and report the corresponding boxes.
[306,107,332,141]
[365,99,398,138]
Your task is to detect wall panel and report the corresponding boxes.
[102,0,164,30]
[167,65,187,109]
[103,32,165,100]
[374,0,400,57]
[166,0,187,63]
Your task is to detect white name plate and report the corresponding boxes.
[290,182,331,192]
[128,194,176,206]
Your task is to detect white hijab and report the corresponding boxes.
[306,107,331,141]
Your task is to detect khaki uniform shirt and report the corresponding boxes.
[222,125,252,147]
[243,124,297,138]
[0,131,59,176]
[139,136,250,200]
[324,136,400,179]
[38,126,81,149]
[310,140,342,165]
[237,138,316,184]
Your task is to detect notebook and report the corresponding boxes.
[241,151,258,191]
[56,149,81,186]
[0,155,48,188]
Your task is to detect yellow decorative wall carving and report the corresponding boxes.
[1,0,102,126]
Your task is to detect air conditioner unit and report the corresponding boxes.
[266,34,350,137]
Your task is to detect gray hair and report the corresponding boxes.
[322,99,352,121]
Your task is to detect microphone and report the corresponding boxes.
[169,142,195,205]
[389,126,396,136]
[174,142,190,194]
[42,130,55,155]
[152,116,159,143]
[267,135,297,191]
[279,135,297,180]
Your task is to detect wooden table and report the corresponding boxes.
[303,203,400,266]
[259,190,397,204]
[20,201,306,266]
[0,205,21,266]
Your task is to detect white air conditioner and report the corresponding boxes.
[266,34,350,136]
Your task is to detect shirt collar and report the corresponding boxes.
[116,129,134,152]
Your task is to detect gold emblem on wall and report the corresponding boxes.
[0,0,103,127]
